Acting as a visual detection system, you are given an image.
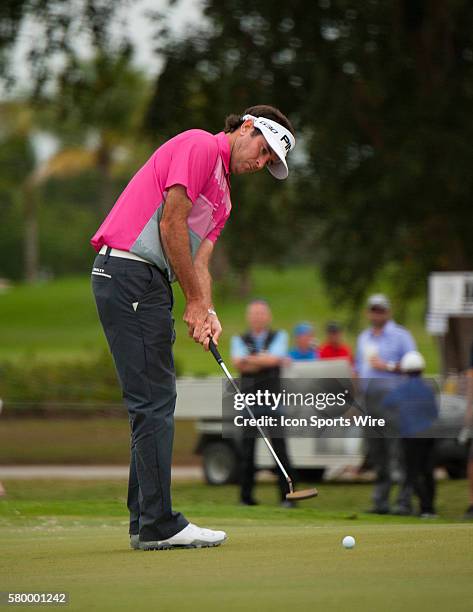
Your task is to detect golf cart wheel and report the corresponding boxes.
[203,441,238,485]
[297,468,326,483]
[444,460,467,480]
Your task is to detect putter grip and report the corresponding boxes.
[209,338,223,364]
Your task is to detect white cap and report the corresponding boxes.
[367,293,391,310]
[400,351,426,372]
[242,114,295,180]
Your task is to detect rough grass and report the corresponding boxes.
[0,419,198,465]
[0,267,438,376]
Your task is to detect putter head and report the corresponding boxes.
[286,488,318,501]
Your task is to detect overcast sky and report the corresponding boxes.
[117,0,204,73]
[9,0,204,91]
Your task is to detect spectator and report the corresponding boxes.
[355,293,417,514]
[231,300,296,507]
[319,321,353,364]
[289,322,318,361]
[384,351,439,517]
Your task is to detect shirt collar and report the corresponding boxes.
[369,319,394,336]
[215,132,231,176]
[252,330,268,340]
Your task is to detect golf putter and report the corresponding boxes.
[208,338,318,501]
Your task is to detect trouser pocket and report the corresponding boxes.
[91,255,175,405]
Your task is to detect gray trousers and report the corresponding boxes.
[368,437,398,511]
[91,252,188,541]
[364,388,403,512]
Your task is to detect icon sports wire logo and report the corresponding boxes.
[221,377,443,439]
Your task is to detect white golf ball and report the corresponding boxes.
[342,535,355,549]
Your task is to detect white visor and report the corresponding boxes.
[242,114,295,180]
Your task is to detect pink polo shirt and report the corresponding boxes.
[91,130,232,282]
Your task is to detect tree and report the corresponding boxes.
[0,102,35,280]
[0,0,130,94]
[50,48,151,214]
[0,1,150,280]
[144,16,301,293]
[148,0,473,307]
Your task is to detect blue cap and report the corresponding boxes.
[293,322,313,336]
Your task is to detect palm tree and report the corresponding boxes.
[1,49,151,282]
[51,48,151,214]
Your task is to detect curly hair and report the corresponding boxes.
[224,104,294,136]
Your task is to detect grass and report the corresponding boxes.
[0,480,471,611]
[0,267,438,375]
[0,419,198,465]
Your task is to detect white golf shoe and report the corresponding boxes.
[138,523,227,550]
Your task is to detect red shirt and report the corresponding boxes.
[318,343,353,364]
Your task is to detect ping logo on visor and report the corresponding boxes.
[242,114,296,180]
[280,133,292,153]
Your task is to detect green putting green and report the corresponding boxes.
[1,480,472,611]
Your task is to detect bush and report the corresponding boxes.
[0,351,183,412]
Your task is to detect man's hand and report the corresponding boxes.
[204,314,222,351]
[369,356,385,370]
[184,299,210,345]
[184,303,224,351]
[369,356,397,372]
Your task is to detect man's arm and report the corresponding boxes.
[246,353,283,368]
[233,354,279,372]
[160,185,210,345]
[370,329,416,373]
[231,336,258,373]
[233,357,263,373]
[194,239,214,310]
[237,331,288,371]
[230,336,267,373]
[194,239,222,348]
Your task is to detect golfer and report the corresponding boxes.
[90,105,296,550]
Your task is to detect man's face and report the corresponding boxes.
[327,330,341,346]
[247,302,272,333]
[296,332,313,351]
[367,306,390,328]
[230,121,279,175]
